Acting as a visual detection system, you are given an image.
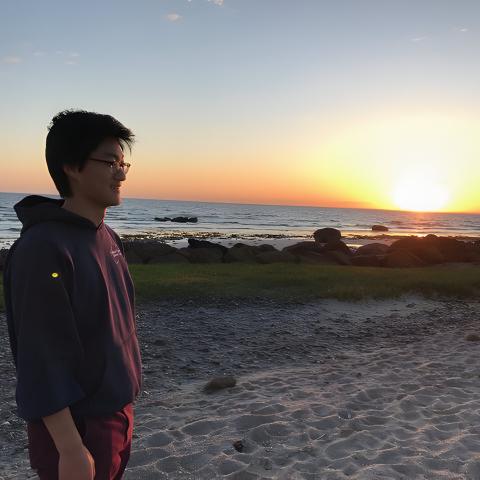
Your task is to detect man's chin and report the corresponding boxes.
[108,192,122,206]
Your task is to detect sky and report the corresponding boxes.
[1,0,479,213]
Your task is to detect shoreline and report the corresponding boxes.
[2,296,480,479]
[1,231,479,251]
[117,232,480,251]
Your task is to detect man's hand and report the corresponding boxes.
[58,444,95,480]
[42,407,95,479]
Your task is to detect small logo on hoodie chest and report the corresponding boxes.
[110,243,122,264]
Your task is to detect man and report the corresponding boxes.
[2,110,142,480]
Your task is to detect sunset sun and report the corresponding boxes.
[393,176,450,212]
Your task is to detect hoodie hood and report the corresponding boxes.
[14,195,103,235]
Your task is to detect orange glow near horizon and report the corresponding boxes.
[1,111,479,214]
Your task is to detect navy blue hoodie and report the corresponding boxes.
[3,195,142,421]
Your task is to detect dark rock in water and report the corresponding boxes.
[155,216,198,223]
[372,225,389,232]
[355,243,389,256]
[313,228,341,244]
[173,216,196,223]
[384,249,425,268]
[233,440,244,452]
[188,238,228,254]
[203,376,237,393]
[180,247,224,263]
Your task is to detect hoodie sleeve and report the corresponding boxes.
[6,237,86,421]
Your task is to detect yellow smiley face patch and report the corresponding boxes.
[51,272,60,278]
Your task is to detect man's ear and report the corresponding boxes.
[63,164,80,178]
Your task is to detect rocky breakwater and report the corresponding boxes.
[0,230,479,271]
[359,234,480,268]
[121,229,480,268]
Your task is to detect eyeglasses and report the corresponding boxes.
[88,157,131,175]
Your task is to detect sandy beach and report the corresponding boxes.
[2,296,480,479]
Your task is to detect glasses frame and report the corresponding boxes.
[88,157,131,175]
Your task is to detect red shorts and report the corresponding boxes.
[26,403,134,480]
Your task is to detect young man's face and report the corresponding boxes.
[64,137,128,208]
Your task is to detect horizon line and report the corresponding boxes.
[0,190,478,216]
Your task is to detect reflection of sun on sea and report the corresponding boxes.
[393,176,450,212]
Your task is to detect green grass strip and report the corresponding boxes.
[1,264,479,313]
[131,263,480,303]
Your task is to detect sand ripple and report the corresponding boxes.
[125,308,480,479]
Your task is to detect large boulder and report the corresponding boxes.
[389,236,446,265]
[388,236,472,264]
[179,247,224,263]
[295,251,339,265]
[354,243,389,256]
[383,249,425,268]
[124,240,177,264]
[351,255,384,267]
[319,240,352,256]
[284,241,341,264]
[256,244,277,253]
[256,250,296,264]
[313,228,341,244]
[466,245,480,263]
[283,241,321,255]
[324,250,352,265]
[124,249,143,264]
[372,225,389,232]
[188,238,228,254]
[224,244,260,263]
[149,252,190,264]
[431,237,478,263]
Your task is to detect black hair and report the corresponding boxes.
[45,109,135,198]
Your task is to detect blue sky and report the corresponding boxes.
[1,0,479,211]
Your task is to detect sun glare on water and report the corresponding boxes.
[393,176,450,212]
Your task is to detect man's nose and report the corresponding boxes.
[116,168,127,180]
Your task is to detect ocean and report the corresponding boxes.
[0,191,479,250]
